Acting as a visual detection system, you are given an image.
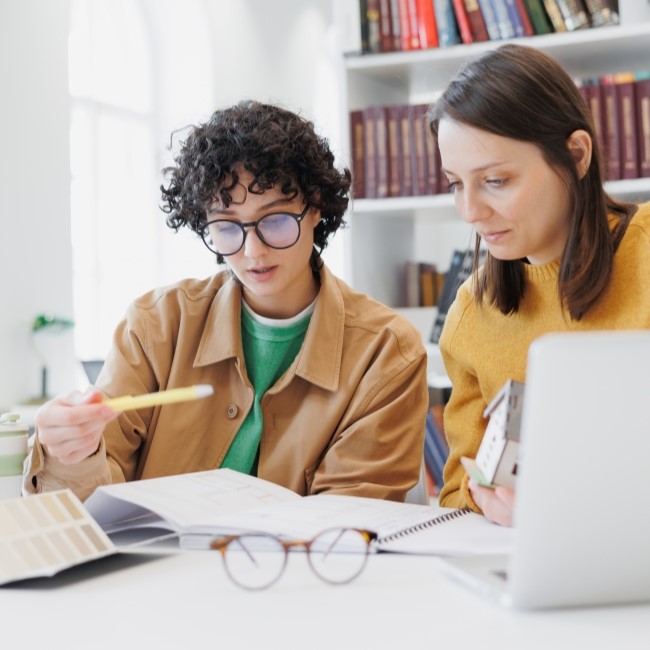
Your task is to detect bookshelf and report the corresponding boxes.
[338,21,650,313]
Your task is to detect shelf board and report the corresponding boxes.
[344,23,650,92]
[351,178,650,215]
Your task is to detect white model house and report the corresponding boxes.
[474,379,525,490]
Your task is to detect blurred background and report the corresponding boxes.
[0,0,342,411]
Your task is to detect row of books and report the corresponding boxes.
[350,104,447,199]
[352,0,619,55]
[577,71,650,181]
[404,261,446,308]
[350,71,650,200]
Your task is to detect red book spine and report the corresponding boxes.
[416,0,439,48]
[463,0,489,41]
[398,0,414,50]
[451,0,474,43]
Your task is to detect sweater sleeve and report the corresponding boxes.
[437,285,485,512]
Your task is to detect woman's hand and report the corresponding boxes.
[468,478,515,527]
[35,390,119,464]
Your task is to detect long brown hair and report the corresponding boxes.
[428,44,636,319]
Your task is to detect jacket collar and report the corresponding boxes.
[194,265,344,392]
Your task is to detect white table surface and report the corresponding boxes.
[2,548,649,650]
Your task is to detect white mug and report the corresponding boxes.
[0,413,29,499]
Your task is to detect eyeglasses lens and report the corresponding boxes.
[205,213,300,255]
[221,534,287,590]
[307,529,371,584]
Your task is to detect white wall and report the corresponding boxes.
[0,0,338,410]
[0,0,76,410]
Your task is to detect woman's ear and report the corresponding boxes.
[566,129,592,179]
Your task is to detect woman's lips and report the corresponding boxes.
[248,265,277,281]
[481,230,509,243]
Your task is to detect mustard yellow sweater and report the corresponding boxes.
[439,201,650,510]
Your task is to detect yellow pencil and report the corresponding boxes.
[103,384,214,411]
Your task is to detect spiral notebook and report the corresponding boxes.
[80,468,513,554]
[442,330,650,609]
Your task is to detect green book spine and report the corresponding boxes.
[522,0,553,34]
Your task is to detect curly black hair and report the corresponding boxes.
[160,100,351,267]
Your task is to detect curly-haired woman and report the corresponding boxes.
[25,101,428,502]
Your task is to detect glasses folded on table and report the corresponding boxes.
[210,527,377,590]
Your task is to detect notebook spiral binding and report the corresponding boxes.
[377,508,472,544]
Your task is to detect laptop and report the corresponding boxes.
[442,330,650,610]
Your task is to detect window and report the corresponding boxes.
[69,0,157,360]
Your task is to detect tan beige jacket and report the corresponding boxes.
[25,265,428,502]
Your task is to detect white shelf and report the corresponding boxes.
[345,24,650,99]
[351,177,650,217]
[339,16,650,311]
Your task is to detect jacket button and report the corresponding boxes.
[226,404,238,419]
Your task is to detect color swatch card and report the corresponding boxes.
[0,490,117,586]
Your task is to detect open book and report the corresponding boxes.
[83,468,513,554]
[0,469,514,585]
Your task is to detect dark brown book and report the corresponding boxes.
[359,0,370,52]
[362,106,378,198]
[584,78,608,177]
[349,110,366,199]
[635,74,650,178]
[366,0,382,53]
[374,106,391,198]
[386,105,403,197]
[404,261,421,307]
[379,0,395,52]
[420,107,439,195]
[419,262,439,307]
[615,72,639,180]
[465,0,490,40]
[600,75,622,181]
[398,104,414,196]
[410,104,428,196]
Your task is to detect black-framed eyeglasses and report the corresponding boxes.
[199,204,310,256]
[210,527,377,591]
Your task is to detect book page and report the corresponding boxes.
[378,511,514,556]
[84,469,300,534]
[181,493,513,556]
[184,493,440,540]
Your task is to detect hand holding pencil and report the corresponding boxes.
[35,385,214,466]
